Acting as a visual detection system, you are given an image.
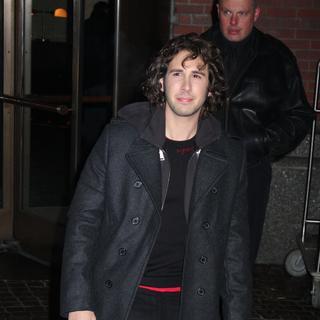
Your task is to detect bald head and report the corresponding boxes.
[217,0,261,42]
[218,0,258,9]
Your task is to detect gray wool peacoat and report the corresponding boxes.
[60,102,252,320]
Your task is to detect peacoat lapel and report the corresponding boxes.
[190,146,228,212]
[126,140,162,213]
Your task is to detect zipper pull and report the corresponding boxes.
[159,149,165,161]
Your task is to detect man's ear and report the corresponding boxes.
[254,7,261,22]
[159,78,164,92]
[216,4,220,18]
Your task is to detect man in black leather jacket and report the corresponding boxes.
[202,0,314,264]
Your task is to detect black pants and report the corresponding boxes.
[247,157,272,264]
[128,288,180,320]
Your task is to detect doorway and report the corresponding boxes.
[0,0,172,264]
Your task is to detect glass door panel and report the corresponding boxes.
[23,0,71,211]
[14,0,72,260]
[0,0,15,240]
[0,0,3,207]
[81,0,114,160]
[9,0,172,262]
[116,0,171,109]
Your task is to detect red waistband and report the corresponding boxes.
[138,285,181,293]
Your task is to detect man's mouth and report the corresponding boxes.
[228,28,240,35]
[177,97,193,103]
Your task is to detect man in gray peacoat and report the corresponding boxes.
[60,33,251,320]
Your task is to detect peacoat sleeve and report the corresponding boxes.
[222,146,252,320]
[60,125,110,317]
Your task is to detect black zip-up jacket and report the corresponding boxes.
[202,27,314,163]
[60,102,251,319]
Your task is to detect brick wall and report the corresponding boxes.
[173,0,320,104]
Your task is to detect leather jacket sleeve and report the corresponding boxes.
[227,48,314,163]
[263,55,315,161]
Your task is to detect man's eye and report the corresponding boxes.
[238,11,248,17]
[223,10,232,16]
[193,74,202,79]
[172,72,181,77]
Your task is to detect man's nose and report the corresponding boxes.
[182,76,191,91]
[230,14,238,26]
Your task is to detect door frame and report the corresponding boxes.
[0,0,15,240]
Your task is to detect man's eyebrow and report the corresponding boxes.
[168,68,183,73]
[221,6,250,13]
[167,68,206,76]
[192,70,206,76]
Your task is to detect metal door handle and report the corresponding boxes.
[0,94,69,115]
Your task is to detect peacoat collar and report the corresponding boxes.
[118,101,222,148]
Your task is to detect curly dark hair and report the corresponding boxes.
[142,33,226,114]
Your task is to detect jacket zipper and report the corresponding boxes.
[159,148,171,211]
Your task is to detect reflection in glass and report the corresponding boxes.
[30,1,71,94]
[0,102,3,208]
[24,0,71,207]
[0,0,3,208]
[81,1,115,160]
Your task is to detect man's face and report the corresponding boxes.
[218,0,260,42]
[160,50,210,121]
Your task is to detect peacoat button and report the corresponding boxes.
[133,181,142,188]
[202,221,210,230]
[211,187,218,194]
[197,287,206,296]
[131,217,140,225]
[105,280,113,288]
[199,255,208,264]
[119,248,127,256]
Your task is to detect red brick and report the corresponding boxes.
[298,60,311,71]
[295,50,320,60]
[297,18,320,30]
[281,0,313,8]
[203,4,213,14]
[265,8,297,17]
[271,29,296,39]
[296,30,320,39]
[192,14,212,26]
[189,0,211,3]
[176,4,206,14]
[307,80,316,92]
[178,14,192,25]
[173,25,203,36]
[174,0,320,100]
[297,9,320,17]
[257,16,305,30]
[306,91,314,104]
[283,39,310,50]
[311,41,320,49]
[301,71,317,81]
[258,0,281,7]
[309,61,320,72]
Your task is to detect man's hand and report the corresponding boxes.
[68,310,96,320]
